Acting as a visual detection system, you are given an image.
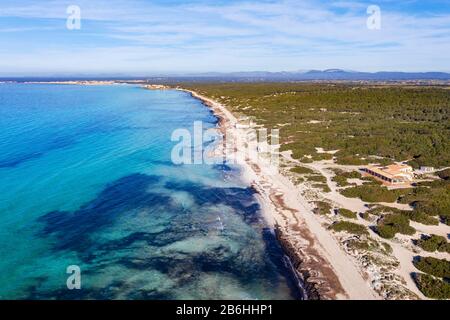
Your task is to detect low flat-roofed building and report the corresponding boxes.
[363,164,414,185]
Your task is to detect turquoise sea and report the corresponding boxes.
[0,83,299,299]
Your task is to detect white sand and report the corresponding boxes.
[184,90,380,300]
[280,152,450,300]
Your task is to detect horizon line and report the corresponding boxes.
[2,69,450,78]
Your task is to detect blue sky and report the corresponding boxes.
[1,0,449,75]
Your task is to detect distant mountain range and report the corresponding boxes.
[180,69,450,81]
[2,69,450,82]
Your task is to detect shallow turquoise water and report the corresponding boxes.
[0,84,298,299]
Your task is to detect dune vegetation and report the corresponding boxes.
[182,82,450,299]
[183,83,450,168]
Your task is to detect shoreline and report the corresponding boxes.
[18,81,419,299]
[172,87,380,300]
[4,81,447,299]
[10,81,446,299]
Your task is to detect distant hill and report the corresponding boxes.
[179,70,450,81]
[2,70,450,83]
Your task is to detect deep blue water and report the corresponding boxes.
[0,84,298,299]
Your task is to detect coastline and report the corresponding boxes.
[172,87,380,300]
[5,82,446,300]
[0,82,304,300]
[20,81,440,300]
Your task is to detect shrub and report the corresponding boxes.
[413,257,450,278]
[313,201,332,215]
[342,171,363,179]
[300,157,313,163]
[400,180,450,218]
[417,235,450,253]
[367,205,439,226]
[437,168,450,180]
[332,175,350,187]
[404,211,439,226]
[361,176,382,185]
[313,183,331,193]
[413,201,447,217]
[338,208,358,219]
[442,216,450,226]
[368,205,439,226]
[329,221,368,235]
[375,214,416,239]
[312,153,333,161]
[360,212,371,221]
[306,174,327,183]
[294,176,305,184]
[336,156,369,166]
[366,206,399,216]
[346,238,379,252]
[341,185,409,203]
[332,169,361,187]
[376,225,397,239]
[414,273,450,299]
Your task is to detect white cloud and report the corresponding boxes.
[0,0,449,73]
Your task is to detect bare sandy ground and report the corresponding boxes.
[280,154,449,300]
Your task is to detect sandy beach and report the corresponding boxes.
[176,88,381,300]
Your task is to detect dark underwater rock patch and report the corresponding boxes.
[31,172,299,299]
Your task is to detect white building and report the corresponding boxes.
[419,166,435,173]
